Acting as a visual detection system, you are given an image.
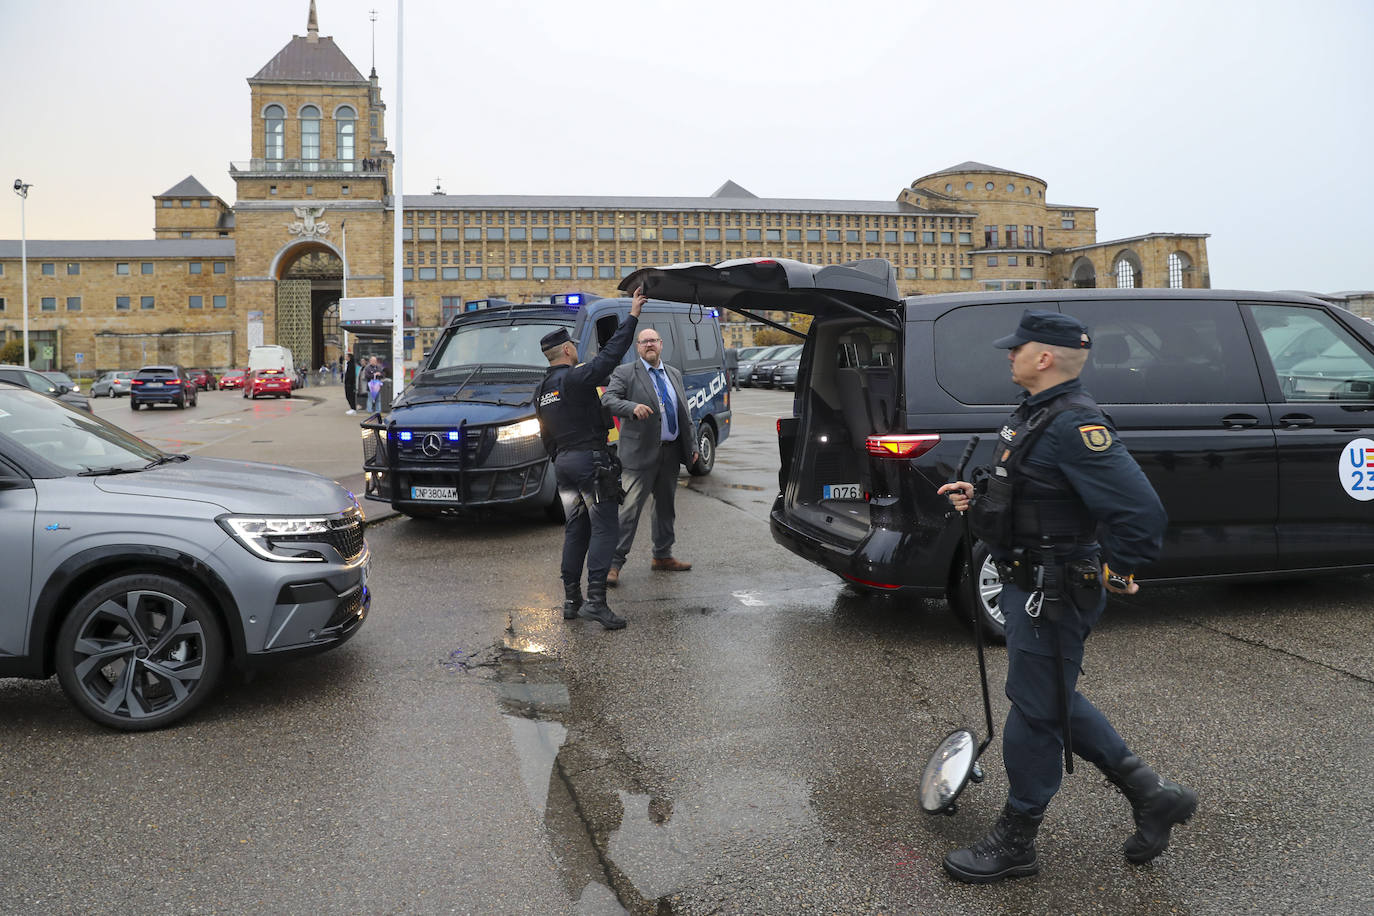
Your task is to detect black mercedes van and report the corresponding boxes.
[625,258,1374,636]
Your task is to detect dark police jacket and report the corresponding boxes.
[536,315,639,458]
[987,378,1166,579]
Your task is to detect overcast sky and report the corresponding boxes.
[1,0,1370,292]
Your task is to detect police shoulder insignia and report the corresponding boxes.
[1078,424,1112,451]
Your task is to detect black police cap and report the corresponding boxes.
[540,328,572,350]
[993,309,1092,349]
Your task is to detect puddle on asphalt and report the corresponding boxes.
[486,634,820,914]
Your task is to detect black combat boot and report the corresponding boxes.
[943,801,1043,884]
[562,581,583,621]
[1100,755,1198,864]
[578,580,626,630]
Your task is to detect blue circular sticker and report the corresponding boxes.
[1339,437,1374,501]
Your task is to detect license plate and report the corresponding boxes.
[823,483,861,499]
[146,382,162,388]
[411,486,457,501]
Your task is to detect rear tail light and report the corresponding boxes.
[131,379,144,386]
[865,433,941,459]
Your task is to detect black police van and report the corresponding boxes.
[625,258,1374,636]
[361,294,732,519]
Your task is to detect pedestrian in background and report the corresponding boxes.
[601,327,697,586]
[937,309,1195,884]
[363,356,385,414]
[535,288,644,630]
[343,351,357,414]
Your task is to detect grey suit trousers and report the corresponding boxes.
[613,441,682,567]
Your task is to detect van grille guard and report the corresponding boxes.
[360,416,549,506]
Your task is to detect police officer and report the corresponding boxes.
[535,287,645,630]
[936,309,1196,884]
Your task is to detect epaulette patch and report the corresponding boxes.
[1079,424,1112,452]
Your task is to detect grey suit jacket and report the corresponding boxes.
[601,360,694,471]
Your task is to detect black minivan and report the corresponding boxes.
[624,258,1374,636]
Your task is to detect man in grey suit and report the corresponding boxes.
[601,327,699,585]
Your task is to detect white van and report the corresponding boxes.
[247,345,295,375]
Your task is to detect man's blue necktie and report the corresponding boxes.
[651,367,677,439]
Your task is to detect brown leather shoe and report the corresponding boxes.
[651,557,692,572]
[606,567,620,587]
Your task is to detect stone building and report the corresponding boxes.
[0,1,1212,375]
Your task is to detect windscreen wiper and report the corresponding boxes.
[143,453,190,469]
[77,465,144,476]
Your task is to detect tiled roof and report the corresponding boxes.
[157,176,215,198]
[251,35,365,83]
[0,240,235,258]
[400,193,954,216]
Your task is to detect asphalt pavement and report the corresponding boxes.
[2,383,1372,914]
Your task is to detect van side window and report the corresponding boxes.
[674,315,721,371]
[933,303,1028,405]
[1072,299,1262,404]
[593,314,620,352]
[1246,304,1374,402]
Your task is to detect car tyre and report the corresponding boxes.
[54,573,226,731]
[176,393,186,409]
[130,400,140,411]
[947,540,1007,643]
[688,424,716,476]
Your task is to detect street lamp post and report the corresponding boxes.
[13,179,32,368]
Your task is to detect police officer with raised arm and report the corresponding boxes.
[936,309,1196,884]
[535,287,644,630]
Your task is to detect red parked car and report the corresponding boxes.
[245,368,293,399]
[218,370,246,390]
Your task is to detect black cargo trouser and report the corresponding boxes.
[553,449,619,587]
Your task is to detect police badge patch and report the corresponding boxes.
[1079,424,1112,451]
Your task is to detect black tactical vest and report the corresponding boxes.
[968,390,1100,550]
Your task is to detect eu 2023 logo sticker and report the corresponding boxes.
[1339,437,1374,501]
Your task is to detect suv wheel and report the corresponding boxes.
[130,400,139,411]
[54,573,226,731]
[688,424,717,476]
[947,540,1007,643]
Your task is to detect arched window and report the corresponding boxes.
[1116,258,1136,288]
[1167,252,1190,289]
[301,105,321,169]
[264,104,285,160]
[335,105,356,170]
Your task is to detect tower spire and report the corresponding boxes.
[307,0,319,43]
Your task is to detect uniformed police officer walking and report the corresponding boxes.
[535,287,645,629]
[936,309,1197,883]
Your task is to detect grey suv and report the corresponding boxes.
[0,382,370,730]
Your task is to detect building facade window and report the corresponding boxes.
[262,105,284,160]
[336,105,356,166]
[66,263,80,275]
[188,295,202,309]
[189,261,202,274]
[1168,252,1186,288]
[1005,226,1018,248]
[41,263,55,275]
[141,262,153,274]
[264,104,285,159]
[1061,211,1075,230]
[213,261,226,274]
[40,297,56,312]
[116,262,130,275]
[141,296,155,310]
[213,295,227,308]
[66,297,81,311]
[300,105,321,165]
[116,296,130,311]
[1116,259,1135,288]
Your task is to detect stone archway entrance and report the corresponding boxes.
[275,246,344,373]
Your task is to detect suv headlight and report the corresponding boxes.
[220,515,330,562]
[497,417,541,443]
